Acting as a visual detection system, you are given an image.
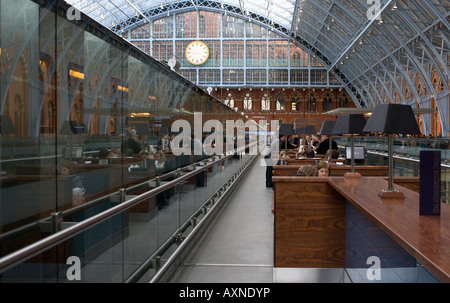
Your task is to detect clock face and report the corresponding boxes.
[185,41,209,65]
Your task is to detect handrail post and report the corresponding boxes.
[119,188,126,203]
[51,212,63,233]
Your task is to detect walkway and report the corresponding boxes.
[170,155,274,283]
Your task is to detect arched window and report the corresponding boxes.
[243,93,252,111]
[276,93,285,111]
[291,93,301,112]
[261,93,270,111]
[323,93,332,112]
[309,93,317,112]
[339,94,349,108]
[225,92,234,108]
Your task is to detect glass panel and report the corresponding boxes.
[222,69,244,84]
[0,0,56,258]
[223,40,244,67]
[246,40,267,67]
[199,11,221,38]
[153,16,174,39]
[222,14,244,38]
[1,0,260,283]
[268,41,289,67]
[176,12,197,38]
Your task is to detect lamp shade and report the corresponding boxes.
[0,115,16,134]
[319,120,336,136]
[332,114,367,135]
[363,104,420,135]
[303,125,317,135]
[294,127,305,135]
[158,126,169,135]
[135,123,151,135]
[279,123,294,135]
[60,121,86,135]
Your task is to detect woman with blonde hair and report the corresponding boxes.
[154,150,166,170]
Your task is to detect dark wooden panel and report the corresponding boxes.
[273,178,345,268]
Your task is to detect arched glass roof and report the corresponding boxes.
[66,0,296,30]
[65,0,450,133]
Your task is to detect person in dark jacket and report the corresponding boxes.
[314,134,338,155]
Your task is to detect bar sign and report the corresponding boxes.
[419,150,441,215]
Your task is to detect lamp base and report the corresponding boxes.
[344,171,361,178]
[378,189,405,200]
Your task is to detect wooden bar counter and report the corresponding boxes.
[329,177,450,283]
[273,164,388,176]
[272,175,450,282]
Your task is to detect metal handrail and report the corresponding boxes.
[0,153,234,275]
[0,159,190,243]
[126,154,257,283]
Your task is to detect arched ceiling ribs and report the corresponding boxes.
[347,28,421,105]
[393,6,449,92]
[328,0,394,70]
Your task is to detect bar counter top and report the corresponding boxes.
[328,176,450,283]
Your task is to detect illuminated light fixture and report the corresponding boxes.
[131,113,151,117]
[117,85,128,93]
[69,69,85,80]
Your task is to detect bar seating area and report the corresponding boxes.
[270,106,449,283]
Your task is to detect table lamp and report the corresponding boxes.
[303,125,317,135]
[294,127,304,146]
[279,123,294,161]
[363,103,420,199]
[332,114,367,178]
[303,125,317,150]
[319,120,336,160]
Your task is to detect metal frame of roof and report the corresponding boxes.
[65,0,450,135]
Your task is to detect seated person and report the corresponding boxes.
[305,148,315,158]
[122,129,144,157]
[316,161,330,177]
[108,148,121,158]
[280,135,296,150]
[315,134,338,155]
[154,150,173,174]
[58,160,84,192]
[277,150,290,164]
[98,148,110,159]
[325,149,340,161]
[296,165,317,176]
[297,145,315,158]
